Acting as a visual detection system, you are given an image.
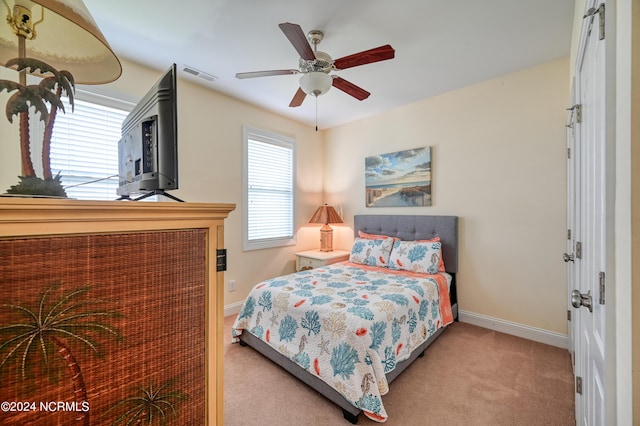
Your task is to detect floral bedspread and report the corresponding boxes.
[232,262,453,423]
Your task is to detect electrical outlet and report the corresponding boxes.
[228,279,236,292]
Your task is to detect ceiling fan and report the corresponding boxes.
[235,23,395,108]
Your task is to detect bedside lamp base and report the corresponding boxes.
[319,224,334,252]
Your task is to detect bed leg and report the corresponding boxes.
[239,339,248,347]
[418,350,425,358]
[342,409,359,424]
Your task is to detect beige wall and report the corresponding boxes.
[0,56,570,335]
[324,58,570,334]
[0,59,326,308]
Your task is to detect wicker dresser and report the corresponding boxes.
[0,199,234,426]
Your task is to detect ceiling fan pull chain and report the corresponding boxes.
[315,96,318,131]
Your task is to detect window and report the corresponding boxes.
[243,126,296,251]
[49,92,131,200]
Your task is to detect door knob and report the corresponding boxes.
[563,253,575,262]
[571,289,593,312]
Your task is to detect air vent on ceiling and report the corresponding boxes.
[182,65,217,82]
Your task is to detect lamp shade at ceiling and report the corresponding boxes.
[0,0,121,84]
[299,71,332,97]
[308,204,343,225]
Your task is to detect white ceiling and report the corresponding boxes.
[83,0,575,129]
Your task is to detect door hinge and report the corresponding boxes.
[599,271,605,305]
[567,229,572,240]
[576,376,583,395]
[216,249,227,272]
[567,104,582,123]
[567,147,571,159]
[576,241,582,259]
[584,3,605,40]
[567,310,571,321]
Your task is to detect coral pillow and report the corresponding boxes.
[349,237,394,267]
[389,240,442,274]
[417,236,446,272]
[358,230,400,243]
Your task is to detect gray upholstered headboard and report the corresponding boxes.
[353,215,458,273]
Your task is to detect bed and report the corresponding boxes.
[232,214,458,423]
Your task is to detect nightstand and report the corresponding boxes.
[295,249,350,271]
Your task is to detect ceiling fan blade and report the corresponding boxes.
[333,44,395,70]
[289,87,307,107]
[235,69,299,79]
[332,77,370,101]
[279,22,316,61]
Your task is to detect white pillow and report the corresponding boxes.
[349,237,394,267]
[388,240,442,274]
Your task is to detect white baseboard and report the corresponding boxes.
[224,303,568,349]
[224,301,244,318]
[458,309,568,349]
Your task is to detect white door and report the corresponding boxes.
[569,2,608,425]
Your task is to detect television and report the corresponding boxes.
[117,64,180,201]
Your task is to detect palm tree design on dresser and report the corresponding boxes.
[102,379,187,425]
[0,283,122,425]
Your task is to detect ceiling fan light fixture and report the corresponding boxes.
[300,71,332,97]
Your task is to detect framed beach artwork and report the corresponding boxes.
[365,146,432,207]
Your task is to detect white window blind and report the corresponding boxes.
[243,126,296,250]
[50,97,129,200]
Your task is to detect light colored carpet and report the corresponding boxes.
[224,315,574,425]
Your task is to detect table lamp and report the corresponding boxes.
[308,204,343,251]
[0,0,121,195]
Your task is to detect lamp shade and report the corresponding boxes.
[299,71,332,97]
[0,0,122,84]
[309,204,343,225]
